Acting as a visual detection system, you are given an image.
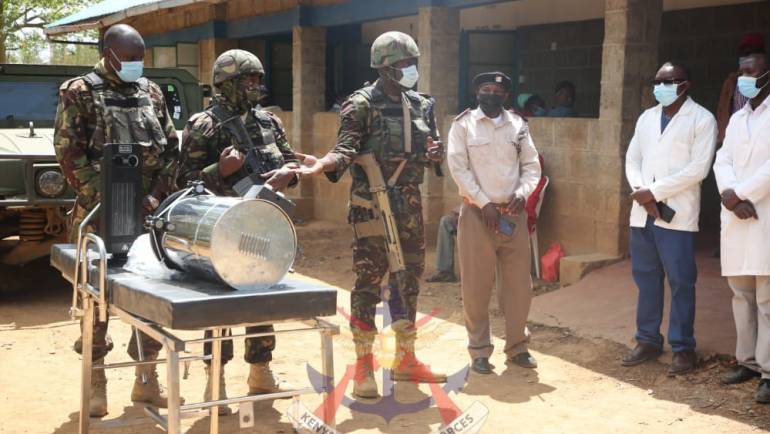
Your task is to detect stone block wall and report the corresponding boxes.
[659,1,770,114]
[529,117,626,257]
[517,19,605,117]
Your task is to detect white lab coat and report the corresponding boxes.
[625,97,717,231]
[713,99,770,276]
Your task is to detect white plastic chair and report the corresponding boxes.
[531,176,550,279]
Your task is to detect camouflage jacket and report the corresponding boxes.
[177,97,298,196]
[326,79,441,194]
[53,59,179,212]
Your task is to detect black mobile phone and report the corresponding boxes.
[498,215,517,237]
[657,202,676,223]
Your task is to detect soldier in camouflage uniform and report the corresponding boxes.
[176,49,298,413]
[53,24,180,417]
[292,31,447,399]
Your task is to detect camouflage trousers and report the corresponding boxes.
[350,184,425,331]
[69,200,163,361]
[203,326,275,365]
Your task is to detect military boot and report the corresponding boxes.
[131,363,184,408]
[204,365,232,416]
[247,362,293,396]
[352,328,379,399]
[391,320,447,383]
[90,359,108,417]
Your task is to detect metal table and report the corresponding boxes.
[52,238,338,434]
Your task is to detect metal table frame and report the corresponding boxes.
[65,206,339,434]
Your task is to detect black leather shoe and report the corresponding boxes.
[667,350,696,377]
[471,357,494,375]
[756,380,770,404]
[722,366,761,385]
[509,352,537,369]
[621,343,662,367]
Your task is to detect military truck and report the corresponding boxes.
[0,63,204,266]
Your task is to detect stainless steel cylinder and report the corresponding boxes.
[162,195,296,290]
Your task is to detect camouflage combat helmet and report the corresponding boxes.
[212,49,264,86]
[370,31,420,68]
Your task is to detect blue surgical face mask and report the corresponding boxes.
[653,83,681,107]
[110,49,144,83]
[397,65,419,88]
[737,71,769,99]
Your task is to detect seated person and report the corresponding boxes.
[518,93,547,117]
[426,206,461,282]
[548,80,577,117]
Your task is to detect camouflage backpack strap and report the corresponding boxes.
[207,104,256,150]
[81,72,105,91]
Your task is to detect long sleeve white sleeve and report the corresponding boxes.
[447,121,491,208]
[513,123,541,200]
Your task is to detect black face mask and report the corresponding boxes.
[477,92,504,112]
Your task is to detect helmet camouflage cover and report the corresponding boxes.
[370,31,420,68]
[212,49,264,86]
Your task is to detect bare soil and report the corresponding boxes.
[0,220,767,433]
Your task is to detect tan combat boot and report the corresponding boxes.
[352,328,379,399]
[204,365,232,415]
[247,362,293,396]
[131,363,184,408]
[90,359,108,417]
[391,320,447,383]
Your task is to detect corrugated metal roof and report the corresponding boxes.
[46,0,163,28]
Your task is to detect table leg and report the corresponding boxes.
[320,330,335,429]
[79,297,93,434]
[166,347,181,434]
[210,329,222,434]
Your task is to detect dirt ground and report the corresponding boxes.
[1,220,769,433]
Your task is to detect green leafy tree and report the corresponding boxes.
[1,0,92,63]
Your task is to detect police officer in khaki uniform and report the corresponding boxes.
[447,72,541,375]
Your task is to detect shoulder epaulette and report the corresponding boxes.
[454,108,470,121]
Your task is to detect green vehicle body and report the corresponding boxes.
[0,63,203,265]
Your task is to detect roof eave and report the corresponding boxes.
[44,0,225,36]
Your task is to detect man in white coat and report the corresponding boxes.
[623,62,717,376]
[713,52,770,404]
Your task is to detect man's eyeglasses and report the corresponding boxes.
[651,79,687,85]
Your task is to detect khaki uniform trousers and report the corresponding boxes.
[728,276,770,379]
[458,203,532,359]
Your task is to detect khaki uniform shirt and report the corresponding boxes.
[447,108,541,207]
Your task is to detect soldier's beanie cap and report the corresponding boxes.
[473,72,512,91]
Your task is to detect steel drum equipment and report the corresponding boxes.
[148,183,296,290]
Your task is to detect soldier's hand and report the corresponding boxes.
[142,195,160,214]
[480,203,499,232]
[426,136,443,162]
[218,146,245,178]
[292,152,324,176]
[262,168,296,192]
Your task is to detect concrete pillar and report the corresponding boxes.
[292,26,326,220]
[417,6,460,242]
[596,0,662,255]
